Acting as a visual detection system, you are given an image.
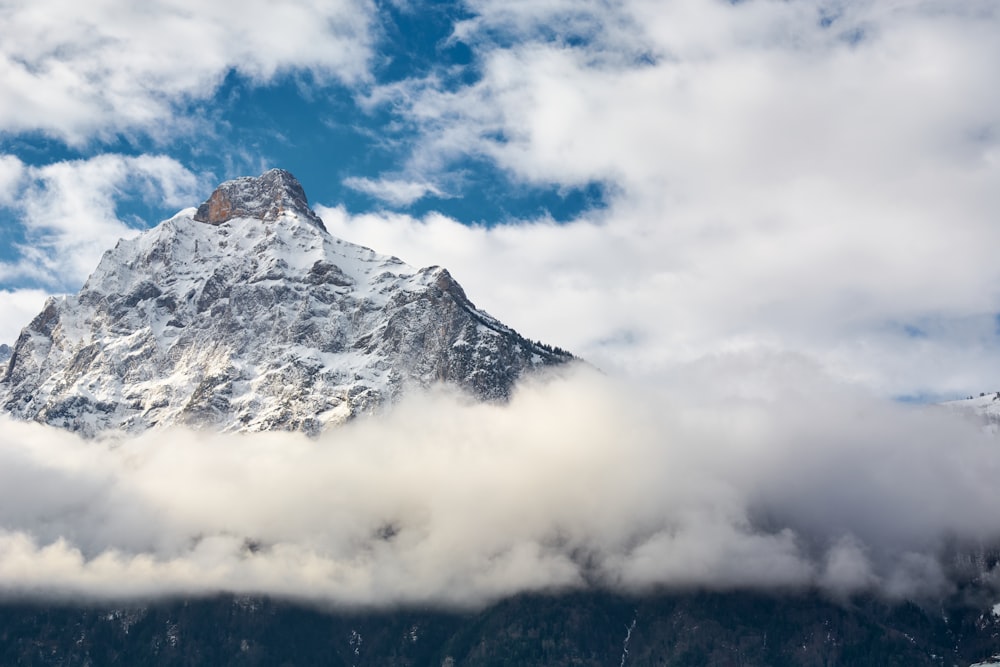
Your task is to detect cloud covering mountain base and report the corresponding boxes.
[1,361,998,608]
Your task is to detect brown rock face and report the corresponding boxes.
[197,189,237,224]
[192,169,327,230]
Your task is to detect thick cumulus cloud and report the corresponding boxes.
[351,0,1000,397]
[0,0,376,143]
[1,363,999,607]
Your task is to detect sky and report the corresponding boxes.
[0,0,998,400]
[1,0,1000,607]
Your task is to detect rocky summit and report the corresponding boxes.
[0,169,572,436]
[193,168,327,230]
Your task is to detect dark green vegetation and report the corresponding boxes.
[1,590,998,666]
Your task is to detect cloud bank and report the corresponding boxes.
[341,0,1000,398]
[1,362,998,608]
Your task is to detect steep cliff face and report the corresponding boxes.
[1,169,572,436]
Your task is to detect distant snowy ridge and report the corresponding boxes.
[940,393,1000,435]
[1,169,572,436]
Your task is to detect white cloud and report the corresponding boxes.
[0,0,377,143]
[316,199,1000,399]
[0,154,203,290]
[0,289,50,346]
[346,0,1000,397]
[0,156,25,206]
[343,176,445,206]
[0,363,997,605]
[452,0,648,63]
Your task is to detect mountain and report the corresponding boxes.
[1,170,999,666]
[0,343,9,365]
[0,169,572,437]
[941,392,1000,435]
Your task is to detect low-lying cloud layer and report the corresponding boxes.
[1,361,998,608]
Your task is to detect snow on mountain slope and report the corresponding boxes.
[941,392,1000,435]
[1,170,573,436]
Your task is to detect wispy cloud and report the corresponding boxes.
[343,176,446,206]
[0,156,26,206]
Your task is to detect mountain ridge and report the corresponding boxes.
[0,169,573,437]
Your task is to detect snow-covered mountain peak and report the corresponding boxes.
[1,170,573,436]
[192,168,326,231]
[940,392,1000,434]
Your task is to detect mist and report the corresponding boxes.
[0,359,998,608]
